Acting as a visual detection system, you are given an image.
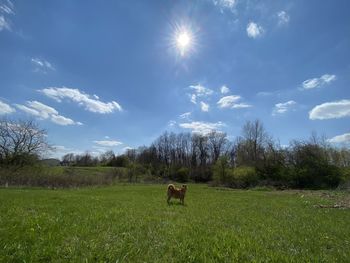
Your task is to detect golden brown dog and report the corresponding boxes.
[167,184,187,205]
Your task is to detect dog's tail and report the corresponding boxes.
[167,184,175,191]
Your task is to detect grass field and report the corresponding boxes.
[0,185,349,262]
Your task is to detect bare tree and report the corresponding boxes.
[0,119,49,166]
[99,150,115,164]
[62,153,75,166]
[239,119,269,167]
[208,131,228,163]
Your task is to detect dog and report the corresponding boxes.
[167,184,187,205]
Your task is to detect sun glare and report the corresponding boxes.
[171,24,196,57]
[177,32,191,49]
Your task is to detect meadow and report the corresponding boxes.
[1,184,349,262]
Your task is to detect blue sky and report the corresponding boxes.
[0,0,350,158]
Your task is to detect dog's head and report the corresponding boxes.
[182,184,187,192]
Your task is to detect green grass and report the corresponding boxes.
[0,185,349,262]
[0,166,129,188]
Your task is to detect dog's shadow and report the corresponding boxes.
[167,201,186,206]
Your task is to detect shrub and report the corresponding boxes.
[109,155,130,167]
[174,167,189,182]
[213,156,230,185]
[190,167,212,182]
[291,163,341,189]
[231,166,259,188]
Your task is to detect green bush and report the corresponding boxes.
[212,162,258,189]
[231,166,259,188]
[190,167,212,182]
[174,167,189,182]
[291,163,341,189]
[213,156,230,185]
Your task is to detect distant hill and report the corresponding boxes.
[40,158,61,166]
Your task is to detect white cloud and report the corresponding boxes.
[272,100,297,115]
[27,101,58,118]
[0,15,10,31]
[0,1,14,32]
[51,114,80,126]
[93,140,123,147]
[53,145,70,152]
[220,85,230,94]
[0,1,14,14]
[217,95,251,109]
[14,104,41,117]
[277,11,290,26]
[0,100,15,114]
[31,58,55,72]
[200,101,209,112]
[122,146,133,152]
[213,0,236,9]
[179,121,225,135]
[15,101,82,126]
[246,22,264,38]
[302,74,336,90]
[190,94,197,104]
[39,87,123,114]
[50,145,85,158]
[309,100,350,120]
[179,112,191,119]
[328,133,350,144]
[218,95,240,108]
[189,84,213,97]
[231,103,252,108]
[168,120,176,127]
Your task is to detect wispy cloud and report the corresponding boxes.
[0,0,14,13]
[50,145,85,158]
[168,120,176,127]
[189,84,213,97]
[14,101,82,126]
[277,11,290,26]
[179,121,225,135]
[246,22,264,38]
[272,100,296,115]
[31,58,55,72]
[200,101,209,112]
[301,74,336,90]
[212,0,236,12]
[217,95,251,109]
[328,133,350,144]
[93,140,123,147]
[0,0,14,32]
[51,114,82,126]
[256,91,274,97]
[220,85,230,94]
[122,146,133,152]
[0,99,15,114]
[190,94,197,104]
[0,14,10,31]
[309,99,350,120]
[179,112,191,120]
[39,87,123,114]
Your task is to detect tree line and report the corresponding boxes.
[1,118,350,189]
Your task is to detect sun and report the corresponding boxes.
[177,31,191,49]
[170,22,197,57]
[175,30,192,56]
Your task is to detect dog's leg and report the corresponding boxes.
[167,195,171,205]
